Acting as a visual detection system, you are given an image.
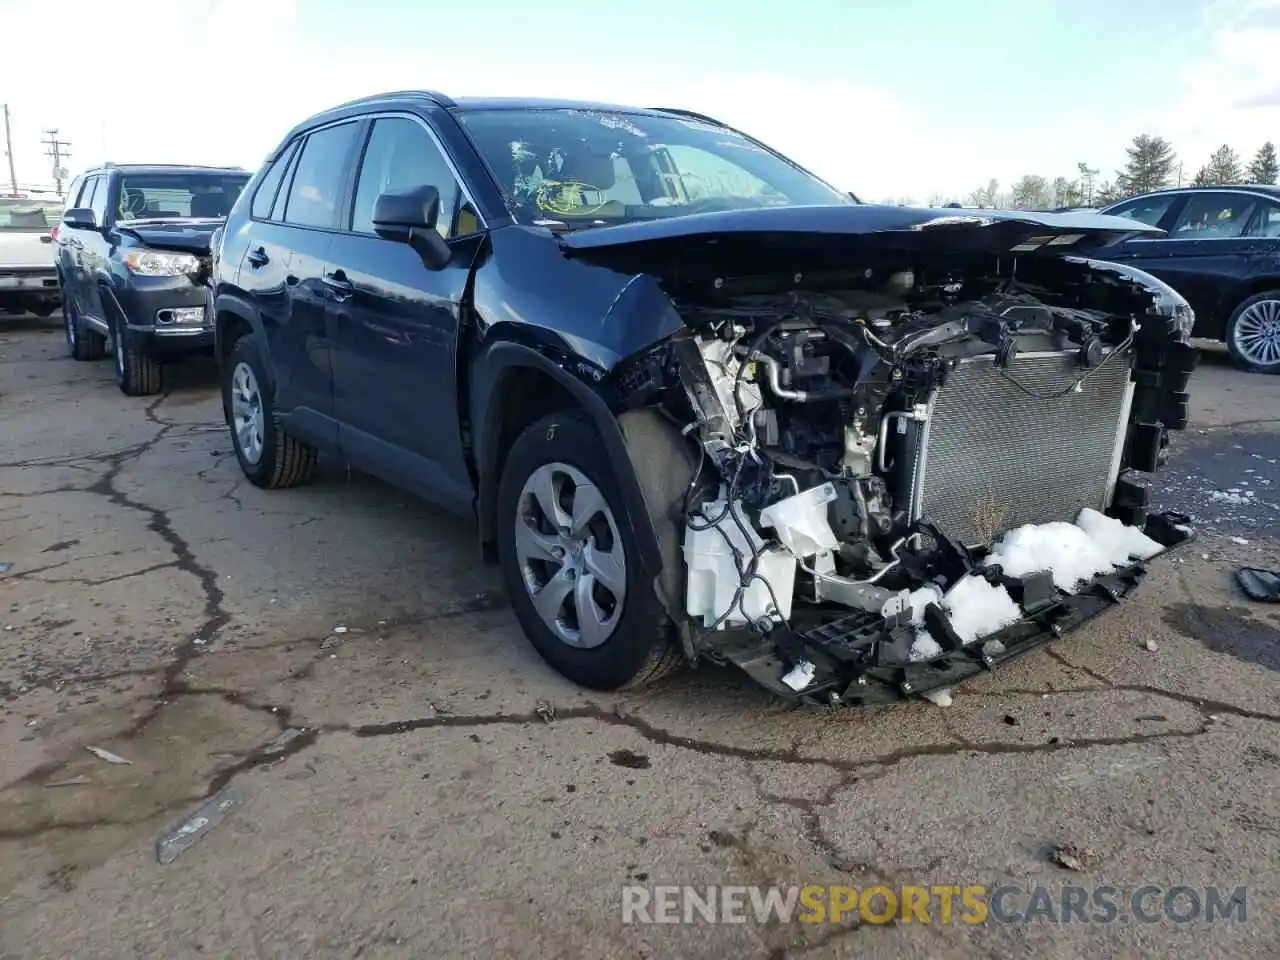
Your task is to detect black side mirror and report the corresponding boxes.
[372,185,450,270]
[62,208,98,231]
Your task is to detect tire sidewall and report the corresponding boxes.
[225,335,280,485]
[496,412,666,690]
[1226,292,1280,374]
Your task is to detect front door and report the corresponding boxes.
[327,115,485,512]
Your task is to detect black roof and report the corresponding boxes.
[1110,183,1280,202]
[283,90,728,150]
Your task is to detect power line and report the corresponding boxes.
[42,128,72,195]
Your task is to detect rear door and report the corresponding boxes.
[248,121,362,439]
[326,113,485,511]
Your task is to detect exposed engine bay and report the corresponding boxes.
[616,253,1198,705]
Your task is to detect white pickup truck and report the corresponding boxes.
[0,196,63,317]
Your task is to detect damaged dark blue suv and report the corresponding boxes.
[209,91,1198,706]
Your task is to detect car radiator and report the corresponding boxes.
[904,349,1135,548]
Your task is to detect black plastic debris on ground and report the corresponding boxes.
[1237,568,1280,603]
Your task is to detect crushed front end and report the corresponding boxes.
[616,248,1198,706]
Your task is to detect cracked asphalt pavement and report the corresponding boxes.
[1,319,1278,959]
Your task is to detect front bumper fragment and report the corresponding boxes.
[713,511,1195,707]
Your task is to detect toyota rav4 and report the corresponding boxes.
[209,91,1198,706]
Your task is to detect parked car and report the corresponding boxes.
[210,91,1197,706]
[55,163,250,394]
[1097,185,1280,373]
[0,195,63,318]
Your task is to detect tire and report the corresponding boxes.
[224,333,318,489]
[496,411,683,691]
[1225,291,1280,374]
[113,323,163,396]
[64,295,105,362]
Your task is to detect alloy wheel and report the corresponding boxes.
[513,461,626,649]
[230,361,265,465]
[1233,298,1280,367]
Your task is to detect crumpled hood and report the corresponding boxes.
[116,218,223,254]
[557,203,1160,277]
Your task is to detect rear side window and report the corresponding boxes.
[1247,199,1280,238]
[283,122,359,229]
[252,141,299,220]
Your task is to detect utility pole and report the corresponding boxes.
[42,128,72,196]
[3,104,17,195]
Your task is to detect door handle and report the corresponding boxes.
[321,271,354,299]
[246,246,269,268]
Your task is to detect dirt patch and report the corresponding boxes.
[1163,602,1280,671]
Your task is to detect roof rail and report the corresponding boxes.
[330,89,455,111]
[648,106,725,127]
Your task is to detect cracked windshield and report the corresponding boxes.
[457,108,850,225]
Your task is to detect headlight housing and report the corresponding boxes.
[1078,258,1195,340]
[122,249,202,277]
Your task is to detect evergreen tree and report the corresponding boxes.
[1204,144,1244,184]
[1192,166,1212,186]
[1120,135,1177,194]
[1011,175,1051,208]
[1247,142,1279,184]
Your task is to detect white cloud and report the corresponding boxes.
[1155,0,1280,176]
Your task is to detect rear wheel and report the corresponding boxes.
[113,323,163,396]
[225,333,318,489]
[64,295,105,361]
[496,411,681,691]
[1226,291,1280,374]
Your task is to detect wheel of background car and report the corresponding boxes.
[112,321,163,396]
[224,333,318,489]
[1225,290,1280,374]
[64,294,105,362]
[496,411,681,691]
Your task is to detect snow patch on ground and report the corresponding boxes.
[1210,490,1255,505]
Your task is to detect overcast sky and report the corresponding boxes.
[2,0,1278,201]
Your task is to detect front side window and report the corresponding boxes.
[1105,195,1175,226]
[283,122,360,229]
[350,117,465,238]
[88,176,110,223]
[1170,193,1257,238]
[117,172,250,221]
[455,107,850,227]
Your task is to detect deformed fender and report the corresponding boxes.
[472,341,665,576]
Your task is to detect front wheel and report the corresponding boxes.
[113,324,163,396]
[496,411,681,691]
[1226,291,1280,373]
